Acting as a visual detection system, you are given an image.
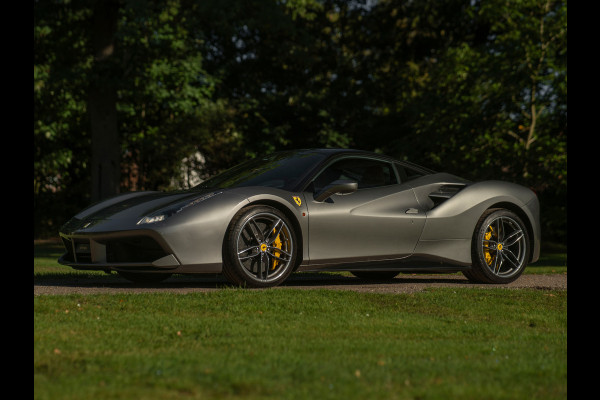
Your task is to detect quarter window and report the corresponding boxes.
[395,163,425,182]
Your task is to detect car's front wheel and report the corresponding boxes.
[464,208,530,284]
[222,205,297,288]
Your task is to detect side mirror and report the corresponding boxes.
[313,179,358,202]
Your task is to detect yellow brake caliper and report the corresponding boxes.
[271,229,282,270]
[484,226,495,265]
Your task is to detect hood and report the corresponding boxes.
[61,189,220,233]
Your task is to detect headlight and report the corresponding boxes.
[137,191,222,225]
[137,215,166,225]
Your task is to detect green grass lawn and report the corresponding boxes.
[34,240,567,400]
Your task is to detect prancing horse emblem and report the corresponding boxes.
[292,196,302,206]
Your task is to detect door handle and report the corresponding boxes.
[405,208,419,214]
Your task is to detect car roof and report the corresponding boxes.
[288,148,435,173]
[284,148,393,161]
[281,148,436,191]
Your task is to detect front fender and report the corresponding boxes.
[155,191,250,267]
[234,187,309,264]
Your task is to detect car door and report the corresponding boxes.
[304,156,426,265]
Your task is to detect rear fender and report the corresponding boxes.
[421,181,535,239]
[414,181,539,264]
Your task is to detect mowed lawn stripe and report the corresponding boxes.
[34,288,566,400]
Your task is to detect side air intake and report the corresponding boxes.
[428,184,466,208]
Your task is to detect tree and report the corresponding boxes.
[34,0,94,235]
[34,0,567,240]
[89,0,121,201]
[34,0,235,235]
[376,0,567,238]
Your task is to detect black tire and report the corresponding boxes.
[351,271,399,280]
[464,208,530,284]
[222,205,297,288]
[117,271,172,283]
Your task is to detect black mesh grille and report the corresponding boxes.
[73,238,92,263]
[105,236,168,263]
[61,237,74,262]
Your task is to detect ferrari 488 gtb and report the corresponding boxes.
[59,149,540,287]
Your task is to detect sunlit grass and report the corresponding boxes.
[34,288,566,400]
[34,240,566,400]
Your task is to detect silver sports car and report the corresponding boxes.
[59,148,540,287]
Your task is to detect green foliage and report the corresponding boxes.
[34,0,567,240]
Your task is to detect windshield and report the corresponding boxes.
[191,150,328,191]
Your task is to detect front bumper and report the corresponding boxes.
[58,231,181,272]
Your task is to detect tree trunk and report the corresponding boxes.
[89,0,120,202]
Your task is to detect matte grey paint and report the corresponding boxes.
[59,150,540,277]
[305,181,426,264]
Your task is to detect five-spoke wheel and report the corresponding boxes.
[465,208,530,284]
[223,206,297,287]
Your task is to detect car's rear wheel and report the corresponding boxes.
[222,205,297,288]
[464,208,530,284]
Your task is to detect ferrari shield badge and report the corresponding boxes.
[292,196,302,206]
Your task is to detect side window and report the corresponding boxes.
[312,158,397,191]
[395,163,424,182]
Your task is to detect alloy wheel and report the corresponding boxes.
[235,212,294,284]
[481,215,527,279]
